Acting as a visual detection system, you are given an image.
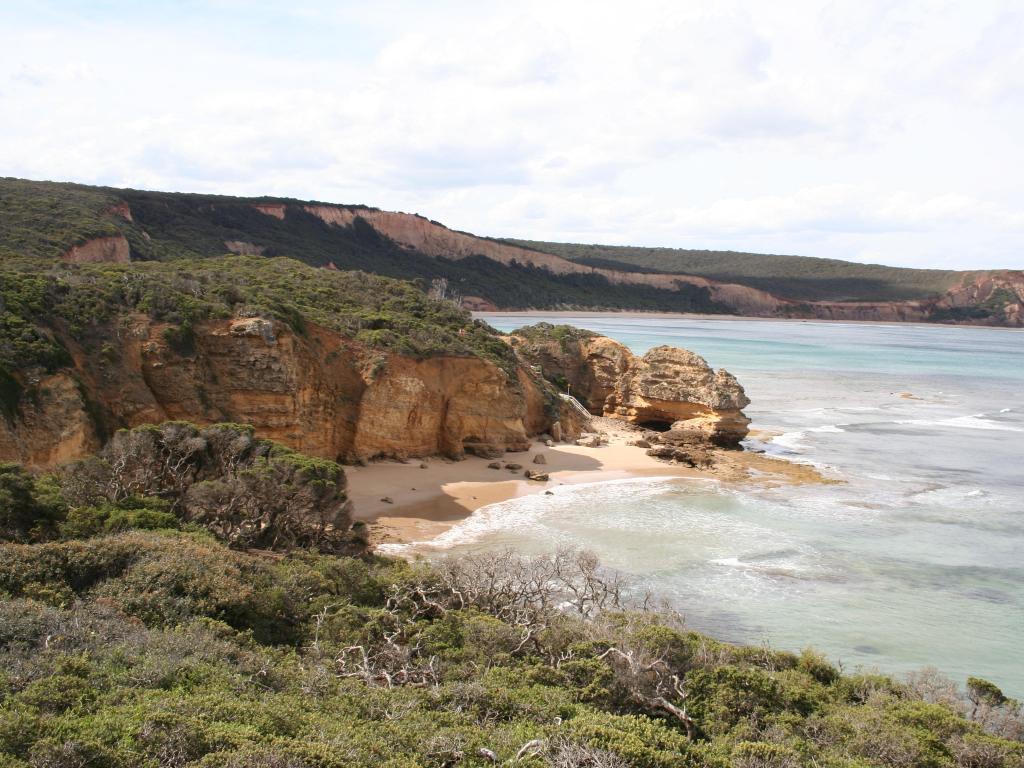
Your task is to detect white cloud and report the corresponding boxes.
[0,0,1021,269]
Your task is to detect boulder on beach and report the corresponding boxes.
[533,453,547,465]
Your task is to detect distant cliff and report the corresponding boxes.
[2,176,1020,325]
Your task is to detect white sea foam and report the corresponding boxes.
[895,413,1023,432]
[768,431,806,451]
[377,476,695,556]
[910,485,990,504]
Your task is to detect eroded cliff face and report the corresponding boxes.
[259,201,1024,326]
[510,328,750,446]
[293,204,778,310]
[62,235,131,264]
[0,316,570,469]
[935,271,1024,324]
[0,373,99,468]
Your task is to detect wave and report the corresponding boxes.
[752,424,846,468]
[895,413,1023,433]
[377,476,698,556]
[708,545,837,582]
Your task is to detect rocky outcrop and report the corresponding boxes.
[510,325,750,447]
[0,373,100,468]
[509,329,631,412]
[608,346,750,446]
[62,235,130,264]
[0,316,578,469]
[932,271,1024,325]
[252,203,286,219]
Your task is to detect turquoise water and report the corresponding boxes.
[426,315,1024,695]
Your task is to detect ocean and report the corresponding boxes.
[450,314,1024,696]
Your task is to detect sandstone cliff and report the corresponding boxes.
[509,324,750,447]
[0,315,583,469]
[61,235,131,264]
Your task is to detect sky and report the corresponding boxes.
[1,0,1022,270]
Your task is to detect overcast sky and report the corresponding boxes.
[2,1,1022,269]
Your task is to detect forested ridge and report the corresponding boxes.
[0,178,724,314]
[4,177,1021,322]
[505,240,963,302]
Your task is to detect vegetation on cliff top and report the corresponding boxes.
[506,240,964,302]
[0,254,517,377]
[509,322,600,347]
[1,430,1022,766]
[0,177,725,314]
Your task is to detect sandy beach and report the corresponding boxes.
[348,418,833,550]
[474,309,1024,332]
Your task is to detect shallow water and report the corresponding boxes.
[453,315,1024,695]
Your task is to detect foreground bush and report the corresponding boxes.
[0,535,1020,767]
[1,422,359,554]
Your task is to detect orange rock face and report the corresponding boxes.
[62,235,131,264]
[252,203,287,220]
[510,328,751,446]
[0,373,100,468]
[0,317,560,469]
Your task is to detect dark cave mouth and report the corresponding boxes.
[636,419,673,432]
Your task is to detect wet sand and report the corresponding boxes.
[348,419,833,549]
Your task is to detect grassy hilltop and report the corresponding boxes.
[505,240,963,303]
[0,178,724,314]
[4,177,1021,324]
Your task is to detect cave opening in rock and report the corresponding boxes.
[637,419,673,432]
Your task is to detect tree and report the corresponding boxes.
[0,463,62,541]
[56,422,356,552]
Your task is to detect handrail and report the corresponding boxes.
[558,393,591,417]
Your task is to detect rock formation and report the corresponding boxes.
[511,324,750,447]
[607,346,750,446]
[0,316,588,469]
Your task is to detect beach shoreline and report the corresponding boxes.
[474,309,1024,331]
[348,420,833,551]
